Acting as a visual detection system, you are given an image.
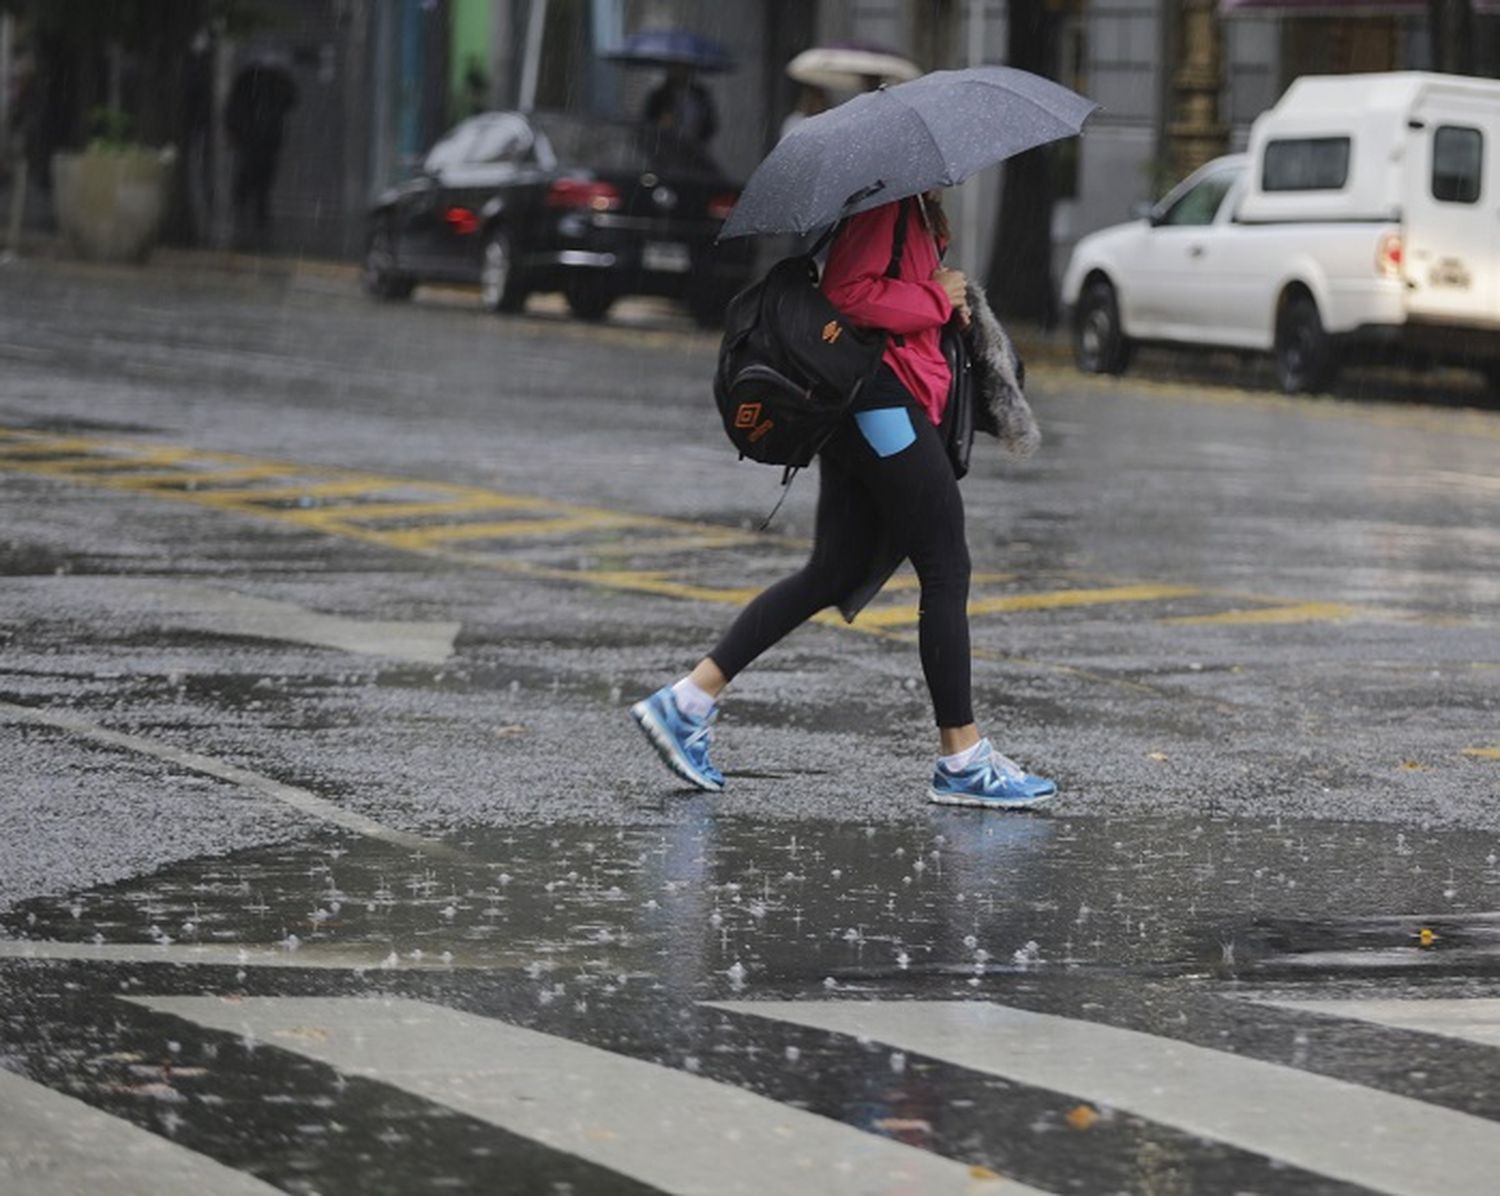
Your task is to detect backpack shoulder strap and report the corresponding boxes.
[884,198,911,279]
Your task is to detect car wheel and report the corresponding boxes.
[479,229,527,313]
[565,282,614,322]
[1274,291,1338,394]
[1479,362,1500,398]
[1074,278,1131,375]
[363,227,415,301]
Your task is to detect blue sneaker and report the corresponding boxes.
[630,685,725,792]
[929,739,1056,809]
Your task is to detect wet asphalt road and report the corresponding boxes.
[2,255,1500,1194]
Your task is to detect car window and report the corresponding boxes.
[1262,137,1351,192]
[530,113,722,179]
[1432,125,1483,204]
[467,115,532,165]
[1159,171,1237,227]
[423,120,481,174]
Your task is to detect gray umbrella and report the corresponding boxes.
[719,66,1098,239]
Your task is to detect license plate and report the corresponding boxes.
[643,241,691,273]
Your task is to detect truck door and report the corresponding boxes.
[1130,164,1240,342]
[1404,97,1500,325]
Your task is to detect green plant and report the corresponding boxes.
[85,107,137,153]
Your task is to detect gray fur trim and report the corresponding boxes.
[963,281,1041,458]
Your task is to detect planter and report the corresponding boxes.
[51,147,175,264]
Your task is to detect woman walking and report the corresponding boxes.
[631,193,1055,809]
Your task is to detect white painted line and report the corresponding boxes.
[710,999,1500,1196]
[132,996,1039,1196]
[0,1065,281,1196]
[23,579,460,665]
[0,939,451,971]
[0,701,457,859]
[1261,996,1500,1050]
[141,582,461,665]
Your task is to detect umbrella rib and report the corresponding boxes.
[889,92,955,195]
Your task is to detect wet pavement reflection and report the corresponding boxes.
[5,814,1500,1193]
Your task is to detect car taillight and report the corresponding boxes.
[707,191,738,221]
[443,206,479,236]
[1376,232,1404,278]
[547,179,621,212]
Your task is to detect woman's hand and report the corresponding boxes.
[932,267,971,327]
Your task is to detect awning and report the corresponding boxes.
[1221,0,1500,14]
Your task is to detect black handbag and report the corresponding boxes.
[938,321,975,479]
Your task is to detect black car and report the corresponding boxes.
[362,110,754,325]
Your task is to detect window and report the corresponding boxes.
[467,115,532,165]
[423,120,481,174]
[1262,137,1351,192]
[1159,171,1238,227]
[1432,126,1483,204]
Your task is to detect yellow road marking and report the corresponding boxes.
[283,496,546,524]
[373,513,649,547]
[187,478,430,504]
[1165,602,1359,626]
[37,447,202,472]
[106,465,301,488]
[1462,746,1500,760]
[852,583,1203,628]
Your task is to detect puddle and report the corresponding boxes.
[8,813,1500,989]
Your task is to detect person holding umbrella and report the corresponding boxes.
[630,68,1097,809]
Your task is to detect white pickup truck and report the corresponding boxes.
[1060,72,1500,393]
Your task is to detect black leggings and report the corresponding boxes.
[709,387,973,728]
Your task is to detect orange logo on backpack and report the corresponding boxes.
[749,418,775,443]
[821,320,843,344]
[734,402,762,428]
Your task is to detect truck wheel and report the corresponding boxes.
[1274,292,1338,394]
[363,227,415,301]
[1074,279,1131,375]
[479,229,527,313]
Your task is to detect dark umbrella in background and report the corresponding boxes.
[720,66,1098,239]
[601,29,735,73]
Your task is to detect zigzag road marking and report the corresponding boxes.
[712,998,1500,1196]
[0,424,1376,632]
[0,1066,282,1196]
[133,995,1039,1196]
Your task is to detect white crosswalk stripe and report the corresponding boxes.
[1260,995,1500,1049]
[0,1066,281,1196]
[710,998,1500,1196]
[131,995,1043,1196]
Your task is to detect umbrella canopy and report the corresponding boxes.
[786,44,921,90]
[720,66,1098,239]
[602,29,734,73]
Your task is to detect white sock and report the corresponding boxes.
[939,739,986,772]
[671,677,717,719]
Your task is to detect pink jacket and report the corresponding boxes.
[820,199,954,425]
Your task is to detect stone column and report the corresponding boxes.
[1167,0,1227,182]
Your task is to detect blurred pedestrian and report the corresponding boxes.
[778,82,829,141]
[642,63,717,146]
[225,53,297,244]
[631,190,1057,809]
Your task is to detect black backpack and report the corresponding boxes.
[713,204,910,469]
